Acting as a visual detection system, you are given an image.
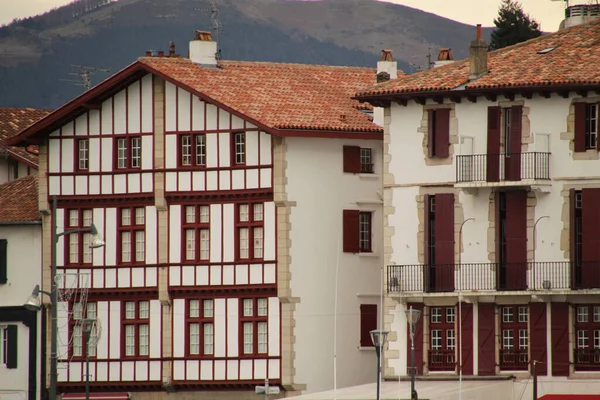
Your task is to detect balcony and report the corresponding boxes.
[574,348,600,371]
[499,349,528,371]
[387,261,600,294]
[428,350,456,371]
[456,152,550,189]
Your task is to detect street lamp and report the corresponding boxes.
[404,306,421,400]
[23,196,105,400]
[458,217,474,400]
[370,329,389,400]
[532,215,549,290]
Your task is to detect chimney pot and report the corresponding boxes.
[381,49,393,62]
[190,29,218,66]
[145,50,152,57]
[377,48,398,82]
[194,30,213,42]
[476,23,482,40]
[158,50,164,57]
[169,41,176,57]
[469,23,488,80]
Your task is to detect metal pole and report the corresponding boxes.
[532,360,538,400]
[458,218,474,400]
[410,329,416,400]
[375,345,381,400]
[264,378,269,400]
[50,195,58,400]
[85,330,91,400]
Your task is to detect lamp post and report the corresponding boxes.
[458,217,474,400]
[404,306,421,400]
[24,196,105,400]
[532,216,549,290]
[82,318,95,400]
[370,329,389,400]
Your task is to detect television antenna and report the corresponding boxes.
[194,0,223,60]
[60,64,111,91]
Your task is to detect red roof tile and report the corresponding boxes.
[140,58,386,133]
[0,108,51,166]
[0,174,40,223]
[357,18,600,98]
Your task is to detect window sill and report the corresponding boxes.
[359,173,380,180]
[358,346,375,351]
[359,252,379,258]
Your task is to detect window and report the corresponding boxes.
[77,139,89,170]
[123,300,150,357]
[183,205,210,262]
[0,239,7,285]
[574,102,600,152]
[119,207,145,264]
[65,209,93,265]
[180,134,206,167]
[0,325,17,369]
[116,136,142,169]
[187,299,214,356]
[428,306,456,371]
[240,298,268,355]
[499,305,528,370]
[424,194,455,292]
[236,203,264,260]
[427,108,450,158]
[70,302,98,358]
[342,210,373,253]
[359,304,377,347]
[232,132,245,165]
[343,146,375,174]
[574,305,600,371]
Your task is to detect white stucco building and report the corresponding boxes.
[355,18,600,399]
[9,31,396,399]
[0,175,43,400]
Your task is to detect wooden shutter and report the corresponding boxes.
[406,303,424,375]
[581,188,600,288]
[486,106,502,182]
[427,110,435,158]
[343,146,361,173]
[530,303,547,376]
[0,239,6,284]
[505,191,528,290]
[478,303,496,376]
[505,106,523,181]
[434,194,455,291]
[459,302,474,375]
[574,102,587,153]
[570,189,577,264]
[359,304,377,347]
[424,195,431,290]
[434,108,450,158]
[551,303,569,376]
[342,210,360,253]
[6,324,17,369]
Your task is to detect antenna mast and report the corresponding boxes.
[209,0,223,60]
[60,64,111,91]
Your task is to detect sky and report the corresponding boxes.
[0,0,568,31]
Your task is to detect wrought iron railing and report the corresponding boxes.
[456,152,550,183]
[387,261,600,293]
[428,350,456,371]
[499,349,529,371]
[574,348,600,371]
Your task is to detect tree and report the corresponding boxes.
[489,0,542,50]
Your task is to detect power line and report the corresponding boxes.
[60,64,111,91]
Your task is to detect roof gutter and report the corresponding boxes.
[0,221,42,226]
[5,149,38,169]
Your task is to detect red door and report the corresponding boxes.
[487,107,501,182]
[530,303,547,375]
[459,302,474,375]
[505,191,528,290]
[551,303,570,377]
[434,194,455,292]
[581,189,600,288]
[505,106,523,181]
[478,303,496,375]
[407,303,424,375]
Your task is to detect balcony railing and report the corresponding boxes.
[387,261,600,293]
[574,348,600,371]
[499,349,528,371]
[428,350,456,371]
[456,152,550,183]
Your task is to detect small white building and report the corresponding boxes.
[355,18,600,398]
[9,31,398,399]
[0,175,43,400]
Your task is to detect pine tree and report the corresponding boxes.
[489,0,542,50]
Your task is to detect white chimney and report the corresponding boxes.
[376,49,398,82]
[189,30,218,67]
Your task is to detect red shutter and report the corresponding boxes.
[458,302,474,375]
[506,106,523,181]
[486,106,502,182]
[360,304,377,347]
[434,193,455,291]
[428,110,435,158]
[570,189,576,265]
[505,190,528,290]
[581,189,600,288]
[343,146,361,173]
[424,195,431,265]
[342,210,360,253]
[530,303,547,375]
[574,102,586,153]
[478,303,496,376]
[551,303,570,376]
[407,303,424,375]
[434,108,450,158]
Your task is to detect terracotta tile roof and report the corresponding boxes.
[0,174,40,223]
[357,18,600,98]
[0,108,51,166]
[140,58,386,133]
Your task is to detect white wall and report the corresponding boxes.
[0,158,34,185]
[285,136,383,393]
[0,225,42,400]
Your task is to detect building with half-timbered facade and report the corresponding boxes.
[9,32,395,399]
[355,18,600,398]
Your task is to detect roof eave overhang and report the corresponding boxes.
[6,149,38,169]
[274,128,383,140]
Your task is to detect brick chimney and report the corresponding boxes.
[434,48,454,68]
[377,49,397,82]
[189,30,218,67]
[469,24,488,80]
